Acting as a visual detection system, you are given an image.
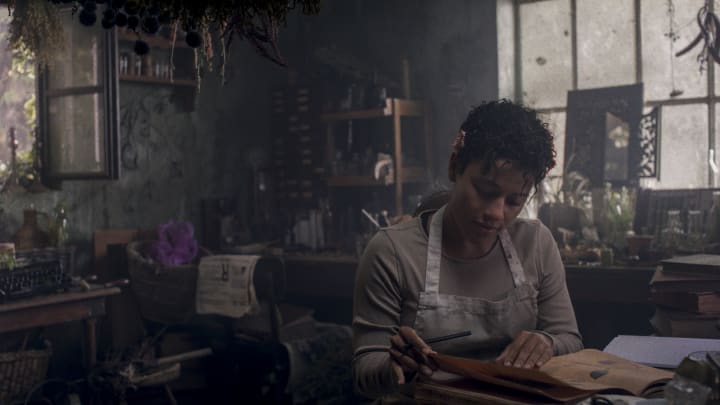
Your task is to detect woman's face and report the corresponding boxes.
[448,158,532,244]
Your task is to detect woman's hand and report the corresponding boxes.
[496,330,553,369]
[389,326,438,384]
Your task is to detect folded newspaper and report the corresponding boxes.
[195,255,259,318]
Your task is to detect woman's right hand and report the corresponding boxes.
[388,326,437,384]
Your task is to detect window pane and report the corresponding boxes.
[577,0,636,88]
[47,9,104,89]
[642,0,706,101]
[48,93,106,173]
[641,104,708,189]
[519,0,572,109]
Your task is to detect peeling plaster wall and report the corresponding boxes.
[0,45,284,274]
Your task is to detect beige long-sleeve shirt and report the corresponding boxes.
[351,211,583,400]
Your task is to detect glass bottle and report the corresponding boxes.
[47,205,69,248]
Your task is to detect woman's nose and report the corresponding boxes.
[484,198,504,222]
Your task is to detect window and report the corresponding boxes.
[0,13,37,188]
[515,0,713,189]
[38,6,119,183]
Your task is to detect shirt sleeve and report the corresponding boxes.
[351,230,403,398]
[534,222,584,355]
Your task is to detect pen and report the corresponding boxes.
[403,330,472,351]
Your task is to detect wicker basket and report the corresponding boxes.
[127,241,208,325]
[0,346,51,403]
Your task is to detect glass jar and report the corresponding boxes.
[661,209,684,253]
[665,374,712,404]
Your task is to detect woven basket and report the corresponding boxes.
[0,346,51,403]
[127,241,209,325]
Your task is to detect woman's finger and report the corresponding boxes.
[518,338,544,368]
[390,360,406,385]
[390,333,408,351]
[397,326,436,370]
[497,331,530,366]
[398,326,433,355]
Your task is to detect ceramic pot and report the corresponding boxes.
[13,209,49,250]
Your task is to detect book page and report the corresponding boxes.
[540,349,673,396]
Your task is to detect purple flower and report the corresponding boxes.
[150,220,199,266]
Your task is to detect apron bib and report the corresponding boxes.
[413,205,538,359]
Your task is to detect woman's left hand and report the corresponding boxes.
[495,330,553,369]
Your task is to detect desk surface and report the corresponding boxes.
[416,380,647,405]
[0,287,121,333]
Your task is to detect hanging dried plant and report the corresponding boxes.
[8,0,65,68]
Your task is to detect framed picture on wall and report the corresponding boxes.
[565,84,644,187]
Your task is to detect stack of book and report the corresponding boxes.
[649,254,720,338]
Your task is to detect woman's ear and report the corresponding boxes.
[448,152,458,182]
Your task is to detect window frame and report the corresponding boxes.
[514,0,718,186]
[37,8,120,184]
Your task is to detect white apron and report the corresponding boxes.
[413,205,539,359]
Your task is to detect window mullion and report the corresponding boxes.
[635,0,642,84]
[710,0,716,186]
[570,0,578,90]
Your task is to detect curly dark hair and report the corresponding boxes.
[453,99,556,188]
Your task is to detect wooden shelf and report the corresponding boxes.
[327,167,427,187]
[117,30,190,49]
[320,98,425,122]
[120,74,196,88]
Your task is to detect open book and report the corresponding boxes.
[420,349,673,403]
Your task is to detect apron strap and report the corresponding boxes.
[424,205,445,294]
[499,228,527,287]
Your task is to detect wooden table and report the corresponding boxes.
[0,287,121,368]
[415,379,554,405]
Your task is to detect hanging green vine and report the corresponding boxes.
[8,0,66,68]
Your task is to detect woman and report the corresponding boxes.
[351,99,583,402]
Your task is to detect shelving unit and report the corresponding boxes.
[116,29,197,88]
[118,75,197,87]
[323,97,432,215]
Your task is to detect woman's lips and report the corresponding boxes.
[473,221,499,232]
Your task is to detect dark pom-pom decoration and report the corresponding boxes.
[101,18,115,29]
[115,12,128,27]
[79,9,97,26]
[141,16,160,34]
[127,15,139,30]
[185,31,201,48]
[133,39,149,55]
[83,1,97,12]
